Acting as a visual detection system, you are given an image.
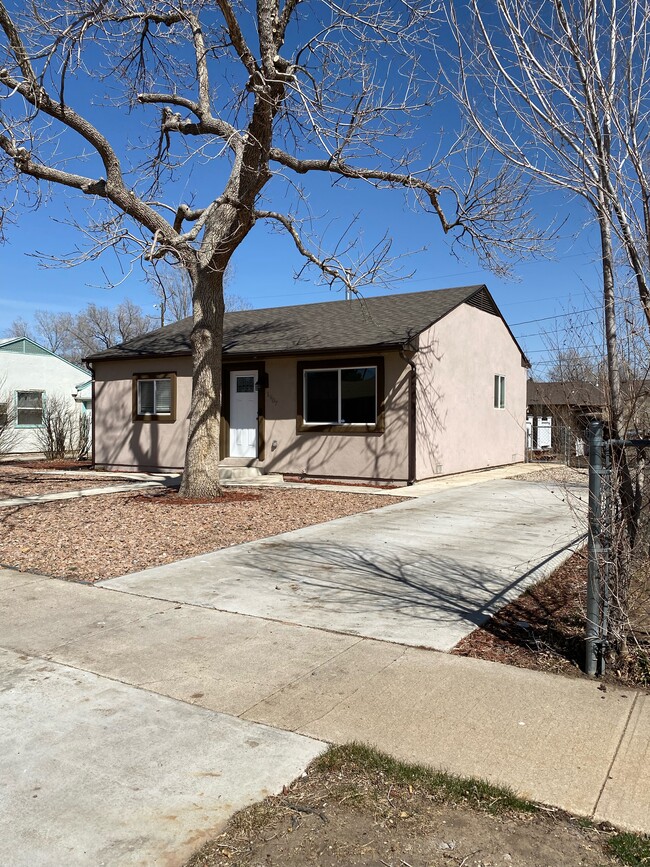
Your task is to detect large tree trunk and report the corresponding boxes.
[179,265,225,498]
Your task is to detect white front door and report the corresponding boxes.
[229,370,258,458]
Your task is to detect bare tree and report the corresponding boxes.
[449,0,650,417]
[0,1,538,497]
[545,350,601,386]
[5,317,32,340]
[7,301,154,364]
[34,394,73,460]
[449,0,650,526]
[0,376,18,456]
[149,262,249,325]
[34,310,78,357]
[447,0,650,666]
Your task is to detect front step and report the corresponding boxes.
[218,466,283,485]
[218,466,263,480]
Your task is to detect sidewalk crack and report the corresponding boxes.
[591,691,639,820]
[239,636,366,719]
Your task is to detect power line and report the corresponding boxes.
[515,319,603,339]
[510,305,602,327]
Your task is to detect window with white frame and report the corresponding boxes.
[304,366,377,425]
[16,391,44,426]
[133,374,176,422]
[494,374,506,409]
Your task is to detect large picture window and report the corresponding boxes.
[16,391,44,427]
[133,373,176,422]
[297,358,384,433]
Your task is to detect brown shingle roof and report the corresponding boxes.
[527,380,606,407]
[87,284,515,362]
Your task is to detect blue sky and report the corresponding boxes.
[0,4,607,379]
[0,179,604,379]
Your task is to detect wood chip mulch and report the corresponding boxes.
[0,487,402,584]
[454,548,650,690]
[0,467,140,499]
[453,549,589,679]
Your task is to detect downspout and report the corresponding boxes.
[399,347,417,486]
[88,362,96,468]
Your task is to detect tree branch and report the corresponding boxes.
[268,148,454,231]
[215,0,258,76]
[0,133,104,194]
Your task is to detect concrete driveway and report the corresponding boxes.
[102,478,586,651]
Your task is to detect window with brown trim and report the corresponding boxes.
[132,373,177,423]
[297,357,384,434]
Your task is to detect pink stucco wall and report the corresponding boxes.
[92,351,410,480]
[414,303,527,479]
[92,304,526,479]
[93,356,192,471]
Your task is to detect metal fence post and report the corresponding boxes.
[585,420,604,675]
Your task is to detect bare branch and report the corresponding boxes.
[255,208,415,294]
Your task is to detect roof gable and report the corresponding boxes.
[0,337,51,356]
[0,336,88,375]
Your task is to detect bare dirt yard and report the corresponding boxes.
[185,744,644,867]
[0,485,401,583]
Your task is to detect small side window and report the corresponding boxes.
[494,375,506,410]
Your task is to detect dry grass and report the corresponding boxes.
[185,744,622,867]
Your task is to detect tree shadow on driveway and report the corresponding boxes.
[166,530,587,649]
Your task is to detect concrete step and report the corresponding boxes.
[218,466,262,480]
[218,466,283,484]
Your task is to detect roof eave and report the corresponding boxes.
[88,339,411,365]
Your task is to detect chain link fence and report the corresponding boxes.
[586,422,650,683]
[526,418,592,467]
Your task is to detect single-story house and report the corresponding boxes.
[526,380,606,460]
[87,285,529,483]
[0,336,92,455]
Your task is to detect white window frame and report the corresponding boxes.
[494,374,506,410]
[15,390,45,428]
[303,365,378,426]
[137,378,171,415]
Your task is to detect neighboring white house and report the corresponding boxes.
[0,337,91,454]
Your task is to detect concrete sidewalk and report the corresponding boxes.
[1,569,648,844]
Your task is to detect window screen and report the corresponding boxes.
[136,377,173,416]
[16,391,44,426]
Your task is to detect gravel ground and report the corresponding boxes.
[0,467,141,499]
[510,464,589,485]
[0,487,402,583]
